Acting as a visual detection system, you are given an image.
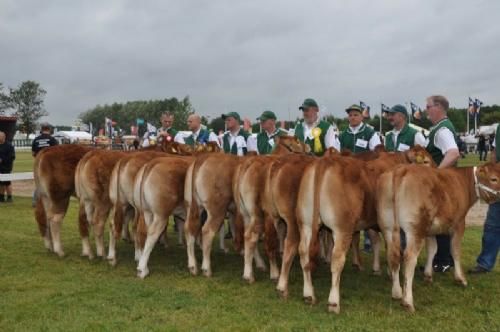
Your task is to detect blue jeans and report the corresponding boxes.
[476,201,500,271]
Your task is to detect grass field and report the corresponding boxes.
[0,197,498,331]
[12,150,34,173]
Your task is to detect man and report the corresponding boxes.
[425,95,460,272]
[469,124,500,274]
[0,131,15,203]
[177,114,219,147]
[339,104,381,153]
[247,110,287,155]
[294,98,340,155]
[385,104,426,152]
[157,112,178,143]
[32,123,58,157]
[222,112,250,156]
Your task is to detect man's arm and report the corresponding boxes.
[208,132,221,147]
[369,132,382,151]
[324,126,340,151]
[435,128,460,168]
[439,149,460,168]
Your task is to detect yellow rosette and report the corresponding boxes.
[312,127,323,154]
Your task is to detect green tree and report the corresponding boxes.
[4,81,48,138]
[0,83,11,114]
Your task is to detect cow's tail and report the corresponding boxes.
[307,159,324,272]
[111,159,125,239]
[135,161,155,250]
[263,161,279,261]
[185,155,206,237]
[33,153,48,237]
[392,167,405,237]
[232,163,244,253]
[74,156,90,238]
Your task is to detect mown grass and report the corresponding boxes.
[12,151,34,173]
[0,197,498,331]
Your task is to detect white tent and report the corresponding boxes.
[53,131,92,144]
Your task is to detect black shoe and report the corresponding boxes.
[6,196,13,203]
[363,244,372,253]
[468,265,489,274]
[433,264,452,273]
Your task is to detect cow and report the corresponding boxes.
[376,165,477,312]
[476,162,500,204]
[33,144,93,257]
[133,156,193,278]
[234,136,311,284]
[295,146,434,313]
[184,136,307,277]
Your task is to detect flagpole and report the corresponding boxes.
[466,108,470,134]
[379,104,382,133]
[406,102,411,125]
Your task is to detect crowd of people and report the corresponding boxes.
[0,95,498,274]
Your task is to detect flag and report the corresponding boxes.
[360,101,370,119]
[381,103,390,118]
[136,118,145,125]
[474,98,483,114]
[468,97,476,115]
[410,102,422,120]
[146,122,157,135]
[105,117,113,137]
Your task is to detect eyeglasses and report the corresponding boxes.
[426,104,438,110]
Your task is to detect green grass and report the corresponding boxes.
[0,198,498,331]
[457,153,489,167]
[13,151,34,173]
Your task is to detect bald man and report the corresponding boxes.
[177,114,220,147]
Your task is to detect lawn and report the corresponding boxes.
[13,150,34,173]
[0,198,498,331]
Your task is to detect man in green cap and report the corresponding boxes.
[247,110,288,155]
[177,114,220,147]
[294,98,340,156]
[222,112,250,156]
[385,104,426,152]
[339,104,381,153]
[424,95,460,273]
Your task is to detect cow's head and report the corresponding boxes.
[476,163,500,203]
[274,136,310,154]
[405,145,435,167]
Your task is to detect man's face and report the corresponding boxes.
[187,116,201,131]
[302,107,319,124]
[225,117,239,131]
[161,116,174,128]
[0,132,5,144]
[425,99,443,124]
[387,112,405,128]
[347,111,363,127]
[261,119,275,132]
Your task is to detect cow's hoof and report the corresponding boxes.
[137,268,149,279]
[276,288,288,300]
[56,251,65,258]
[303,296,317,305]
[423,274,433,283]
[327,302,340,314]
[270,276,279,283]
[455,279,467,287]
[256,265,267,272]
[352,264,363,272]
[391,289,403,300]
[202,268,212,278]
[242,275,255,284]
[372,269,382,276]
[401,302,415,313]
[108,258,117,267]
[188,266,198,276]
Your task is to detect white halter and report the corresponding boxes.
[474,166,500,201]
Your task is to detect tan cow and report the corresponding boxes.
[295,146,434,313]
[377,165,477,312]
[34,144,93,256]
[234,136,310,284]
[133,156,193,278]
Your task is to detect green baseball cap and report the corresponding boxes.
[387,104,408,118]
[299,98,318,111]
[222,112,241,122]
[257,110,277,121]
[345,104,363,113]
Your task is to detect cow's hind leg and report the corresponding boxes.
[327,232,352,314]
[137,213,167,279]
[298,219,317,305]
[242,214,259,283]
[451,223,467,287]
[383,228,402,299]
[48,197,70,257]
[81,200,94,259]
[185,204,201,275]
[401,234,424,313]
[351,231,363,271]
[276,215,299,299]
[201,209,226,277]
[92,206,110,258]
[423,236,437,283]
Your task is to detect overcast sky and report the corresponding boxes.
[1,0,499,125]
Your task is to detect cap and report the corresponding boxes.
[387,104,409,118]
[345,104,363,113]
[257,110,277,121]
[299,98,319,111]
[221,112,241,122]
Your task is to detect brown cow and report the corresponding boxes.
[235,136,310,284]
[132,156,193,278]
[377,165,477,312]
[295,146,434,313]
[34,144,93,256]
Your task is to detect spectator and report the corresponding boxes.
[478,135,488,161]
[32,123,58,157]
[0,131,16,203]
